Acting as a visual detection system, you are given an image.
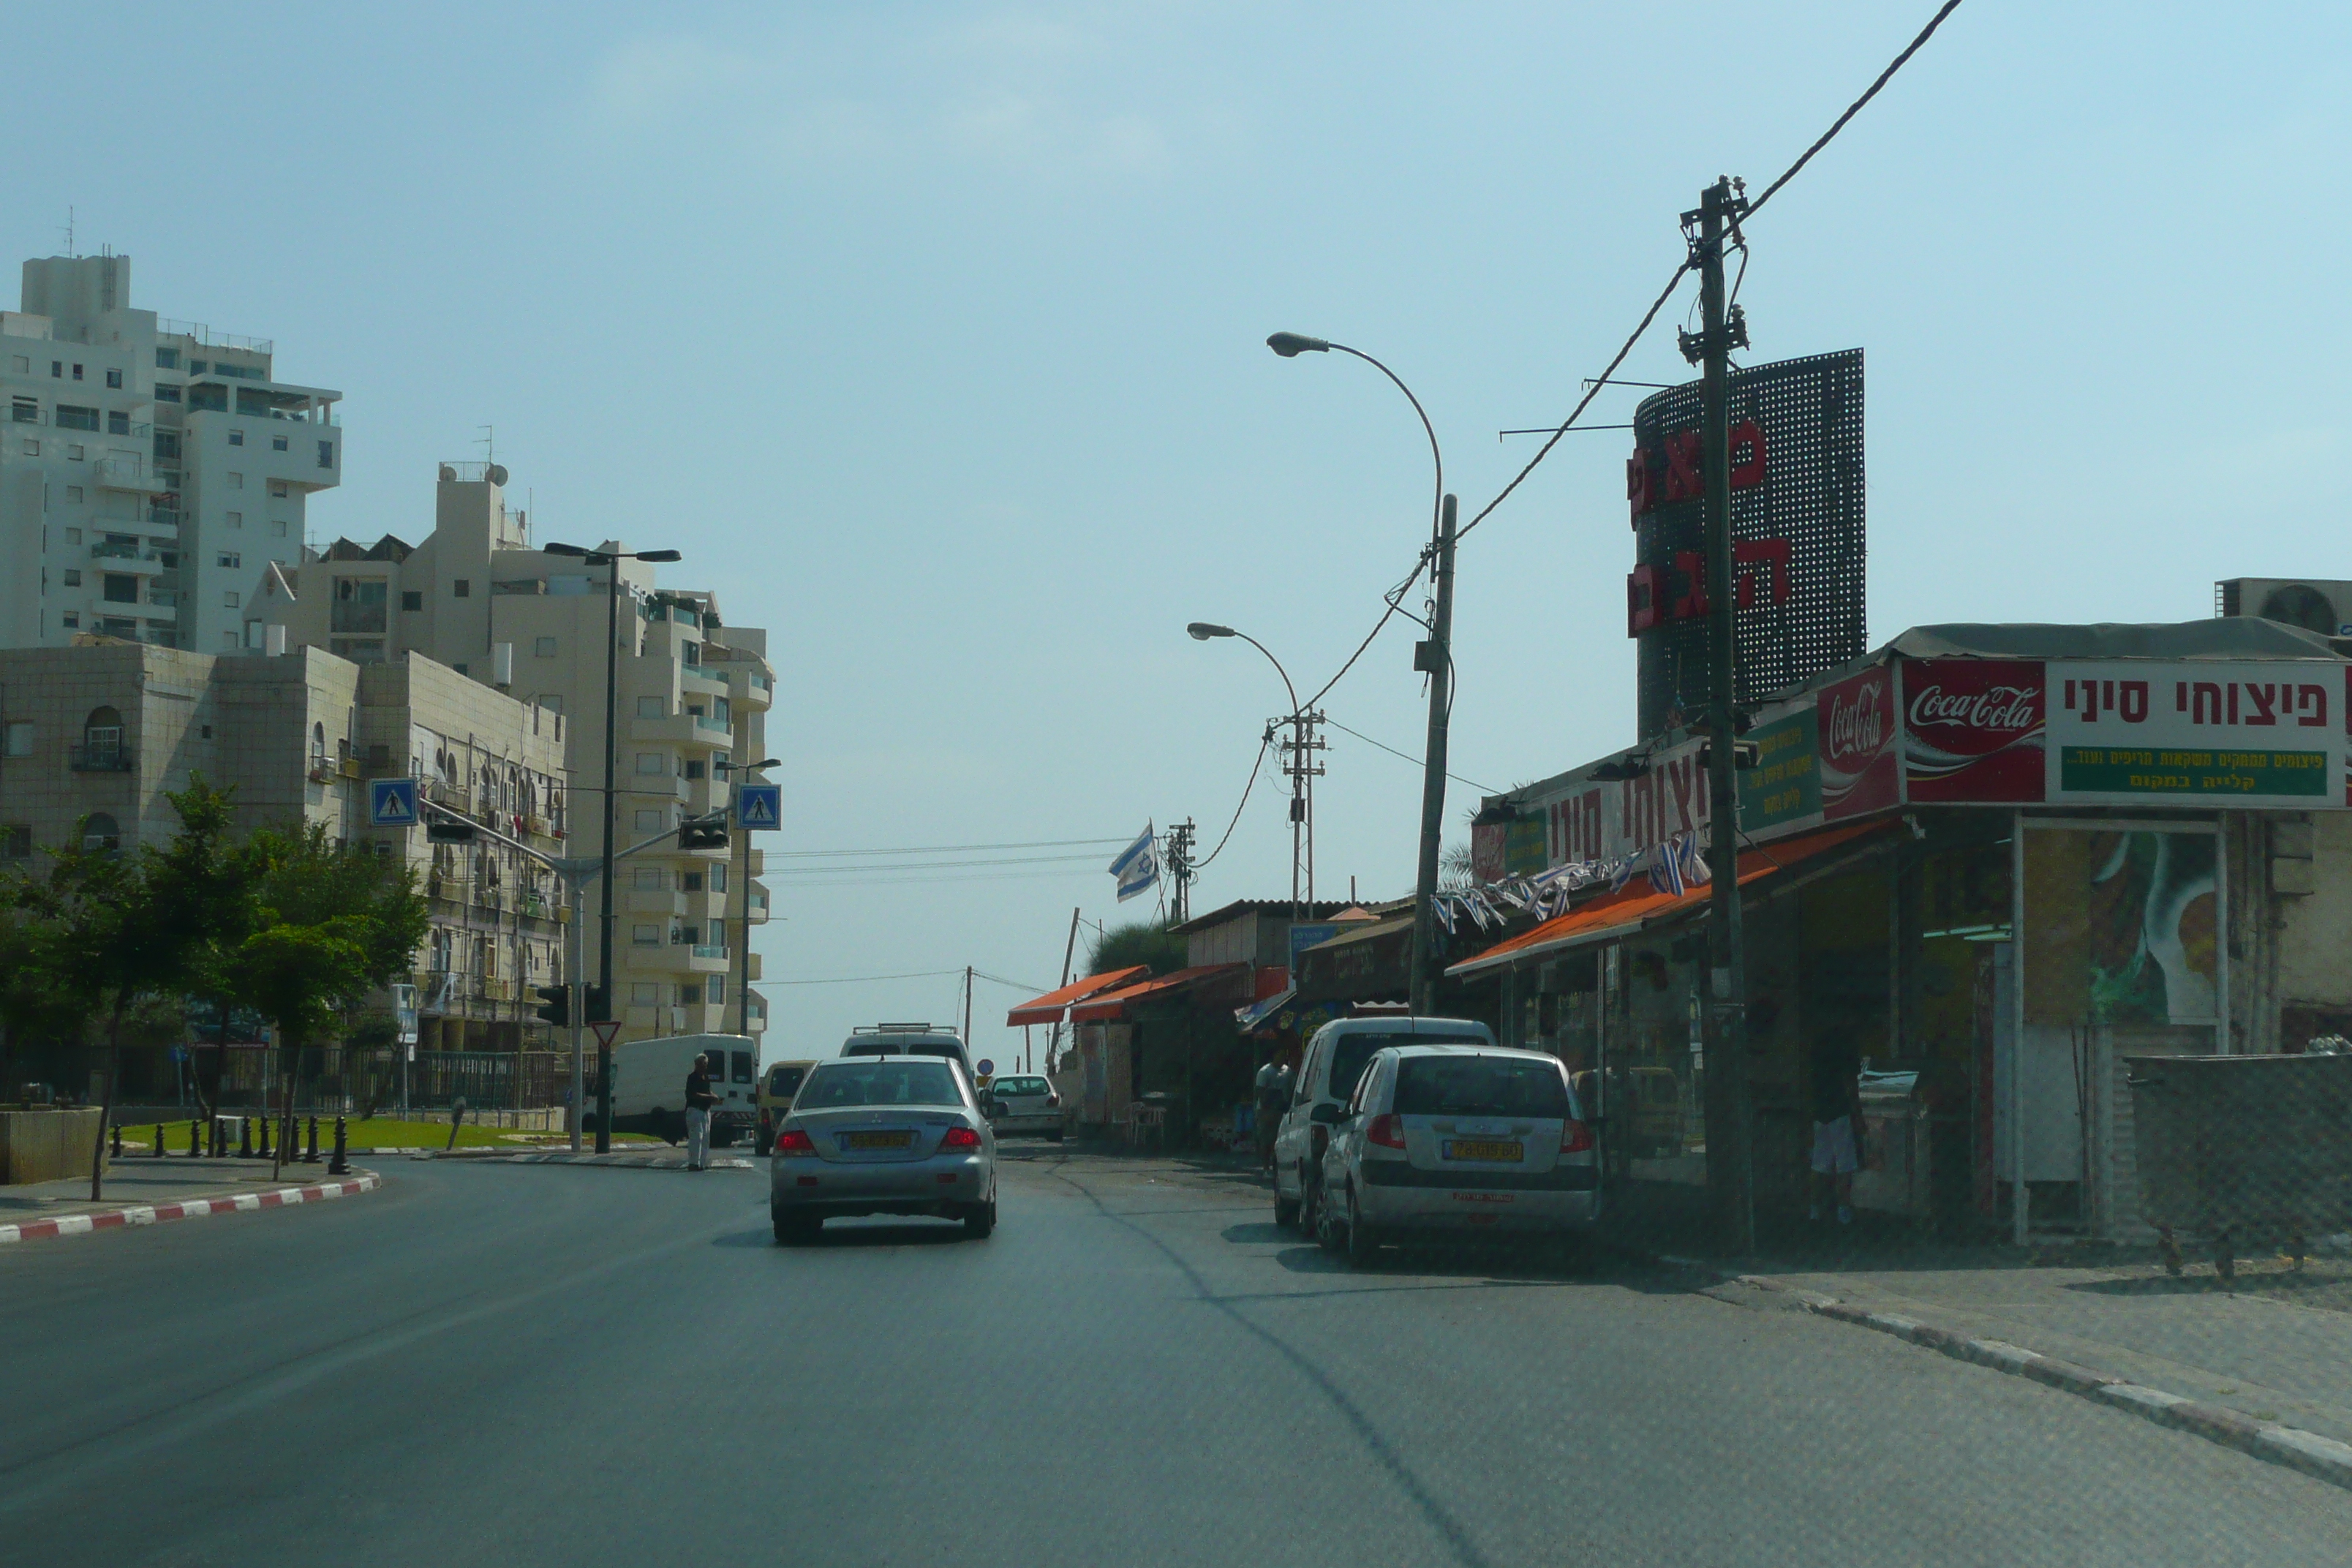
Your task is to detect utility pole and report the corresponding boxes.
[962,965,973,1049]
[1408,494,1458,1015]
[595,553,622,1154]
[1278,712,1326,919]
[1046,905,1079,1072]
[1682,176,1755,1254]
[1164,819,1196,926]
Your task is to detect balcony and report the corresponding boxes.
[629,943,731,976]
[69,742,135,773]
[627,888,689,918]
[93,456,167,493]
[681,666,728,694]
[629,713,729,751]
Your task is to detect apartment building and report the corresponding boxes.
[246,464,775,1043]
[0,637,568,1055]
[0,254,342,655]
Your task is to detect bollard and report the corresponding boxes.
[328,1115,350,1176]
[238,1117,253,1159]
[304,1116,320,1164]
[110,1123,123,1158]
[257,1115,272,1160]
[153,1123,165,1157]
[189,1119,202,1157]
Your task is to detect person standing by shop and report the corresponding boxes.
[1253,1058,1292,1173]
[684,1052,721,1171]
[1808,1029,1866,1224]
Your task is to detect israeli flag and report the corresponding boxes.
[1109,825,1159,902]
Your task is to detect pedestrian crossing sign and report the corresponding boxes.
[369,777,420,829]
[736,783,781,831]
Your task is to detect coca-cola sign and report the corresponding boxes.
[1818,668,1899,818]
[1903,660,2047,803]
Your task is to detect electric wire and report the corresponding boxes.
[1743,0,1967,221]
[769,835,1129,859]
[1322,718,1497,795]
[769,852,1112,875]
[763,968,964,987]
[1191,732,1271,870]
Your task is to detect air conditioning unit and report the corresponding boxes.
[2215,578,2352,636]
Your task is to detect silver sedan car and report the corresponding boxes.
[770,1056,998,1243]
[982,1074,1063,1139]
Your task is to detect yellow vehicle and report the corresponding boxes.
[754,1059,818,1155]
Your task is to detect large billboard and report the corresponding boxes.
[1902,659,2046,803]
[1627,349,1867,738]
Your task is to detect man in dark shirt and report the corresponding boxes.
[1808,1029,1866,1224]
[684,1053,721,1171]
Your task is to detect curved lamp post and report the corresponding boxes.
[1188,622,1312,920]
[1267,333,1454,1013]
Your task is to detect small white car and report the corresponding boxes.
[1271,1015,1495,1236]
[1316,1043,1601,1266]
[982,1074,1063,1139]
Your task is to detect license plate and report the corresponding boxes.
[843,1131,915,1150]
[1443,1138,1523,1163]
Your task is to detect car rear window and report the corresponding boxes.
[993,1077,1047,1095]
[1326,1033,1485,1103]
[1393,1055,1572,1119]
[800,1062,963,1108]
[768,1066,806,1096]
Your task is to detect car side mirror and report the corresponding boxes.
[1308,1101,1341,1126]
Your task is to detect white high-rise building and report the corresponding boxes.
[0,255,342,654]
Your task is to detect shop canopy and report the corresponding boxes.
[1067,963,1250,1023]
[1004,966,1147,1028]
[1446,820,1895,980]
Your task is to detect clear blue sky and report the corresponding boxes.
[12,3,2348,1064]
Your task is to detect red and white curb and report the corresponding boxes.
[0,1173,381,1246]
[1655,1255,2352,1494]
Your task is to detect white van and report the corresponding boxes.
[604,1032,759,1145]
[1270,1015,1495,1233]
[840,1023,972,1079]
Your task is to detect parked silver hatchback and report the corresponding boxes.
[1317,1044,1599,1266]
[769,1055,997,1243]
[982,1074,1063,1140]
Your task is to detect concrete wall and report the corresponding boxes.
[0,1108,102,1185]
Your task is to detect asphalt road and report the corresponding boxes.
[3,1149,2347,1567]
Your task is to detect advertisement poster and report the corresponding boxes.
[1738,704,1823,835]
[1904,659,2046,803]
[2046,660,2342,807]
[2021,828,2217,1025]
[1817,666,1899,818]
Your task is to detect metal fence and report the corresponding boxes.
[207,1045,575,1114]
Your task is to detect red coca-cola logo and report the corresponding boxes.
[1824,680,1888,762]
[1907,684,2040,734]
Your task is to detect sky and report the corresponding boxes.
[10,2,2351,1068]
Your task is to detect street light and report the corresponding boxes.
[715,755,780,1037]
[1268,332,1450,1014]
[1186,621,1313,921]
[544,539,682,1151]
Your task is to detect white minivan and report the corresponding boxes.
[603,1032,759,1145]
[1270,1015,1495,1234]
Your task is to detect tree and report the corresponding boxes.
[1087,919,1188,978]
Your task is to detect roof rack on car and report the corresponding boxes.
[854,1022,948,1034]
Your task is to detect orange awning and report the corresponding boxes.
[1447,820,1895,979]
[1004,966,1149,1028]
[1066,963,1250,1023]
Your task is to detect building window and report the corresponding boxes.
[631,982,659,1006]
[224,591,240,609]
[2,722,31,758]
[102,574,138,603]
[154,382,181,403]
[452,579,470,598]
[707,976,725,1006]
[273,520,288,538]
[636,696,665,719]
[683,760,706,781]
[189,361,207,374]
[107,411,129,434]
[0,824,30,862]
[533,636,557,657]
[50,361,61,378]
[70,363,83,381]
[682,871,704,892]
[227,472,245,489]
[156,347,180,369]
[269,480,289,497]
[7,355,24,373]
[11,400,34,425]
[56,404,98,431]
[635,752,665,775]
[217,552,241,569]
[402,590,422,611]
[62,570,81,587]
[105,369,122,389]
[317,440,334,469]
[674,984,701,1007]
[153,431,181,460]
[60,614,78,628]
[633,809,662,834]
[631,924,659,946]
[331,576,388,633]
[710,864,726,892]
[80,812,121,854]
[80,708,125,770]
[228,430,244,447]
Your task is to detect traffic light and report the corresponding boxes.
[679,814,728,851]
[533,983,570,1028]
[583,983,610,1022]
[426,818,477,843]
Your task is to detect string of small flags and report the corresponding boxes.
[1431,831,1711,933]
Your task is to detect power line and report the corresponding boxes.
[769,851,1112,874]
[764,968,963,986]
[1324,717,1498,794]
[970,969,1050,994]
[1193,732,1270,870]
[769,835,1130,860]
[1304,555,1431,710]
[1745,0,1966,220]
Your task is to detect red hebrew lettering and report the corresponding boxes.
[1732,537,1793,608]
[1627,564,1662,636]
[2193,682,2223,723]
[2300,683,2329,728]
[2246,683,2279,725]
[2229,684,2240,725]
[2119,681,2149,723]
[1672,551,1710,620]
[2176,681,2187,713]
[1662,431,1703,503]
[1627,450,1654,522]
[1728,419,1767,488]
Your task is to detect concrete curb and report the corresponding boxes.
[0,1172,382,1246]
[1648,1256,2352,1494]
[418,1149,753,1169]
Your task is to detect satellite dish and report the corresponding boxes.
[437,464,456,482]
[486,464,509,486]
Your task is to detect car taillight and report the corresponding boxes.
[1366,1113,1406,1150]
[938,1126,983,1152]
[1047,1092,1060,1107]
[1560,1119,1594,1154]
[773,1128,816,1156]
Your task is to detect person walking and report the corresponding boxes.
[1253,1058,1291,1174]
[684,1052,721,1171]
[1807,1028,1866,1225]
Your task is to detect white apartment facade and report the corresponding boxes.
[247,464,775,1044]
[0,255,342,656]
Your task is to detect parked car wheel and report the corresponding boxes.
[965,1199,997,1239]
[1273,1191,1300,1230]
[772,1209,821,1245]
[1344,1186,1380,1268]
[1297,1164,1322,1237]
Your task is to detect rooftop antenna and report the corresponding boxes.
[476,424,495,467]
[61,206,75,257]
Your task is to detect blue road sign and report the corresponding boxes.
[369,777,420,829]
[736,782,782,831]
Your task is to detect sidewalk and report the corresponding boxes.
[0,1157,381,1244]
[1602,1180,2352,1485]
